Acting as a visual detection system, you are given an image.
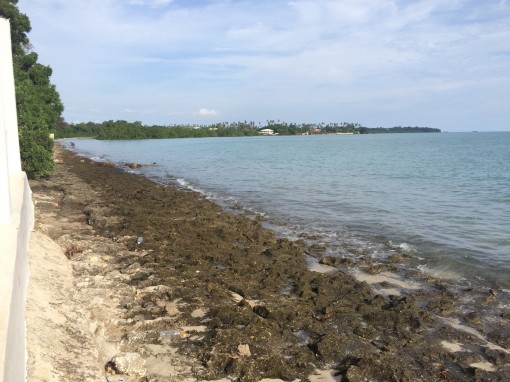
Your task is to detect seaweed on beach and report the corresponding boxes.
[28,144,510,382]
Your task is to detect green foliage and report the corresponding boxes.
[1,0,63,179]
[57,119,440,140]
[18,129,54,179]
[56,120,262,140]
[0,0,30,55]
[368,126,441,133]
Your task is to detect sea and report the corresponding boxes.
[61,132,510,291]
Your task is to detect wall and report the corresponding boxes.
[0,17,34,382]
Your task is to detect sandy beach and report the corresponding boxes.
[25,143,509,382]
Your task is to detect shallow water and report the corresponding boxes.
[63,132,510,288]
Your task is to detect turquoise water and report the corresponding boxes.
[64,132,510,288]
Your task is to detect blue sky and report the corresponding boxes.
[18,0,510,131]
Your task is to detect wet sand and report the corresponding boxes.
[27,143,509,381]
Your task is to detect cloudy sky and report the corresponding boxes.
[18,0,510,131]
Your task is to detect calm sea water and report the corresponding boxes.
[63,132,510,288]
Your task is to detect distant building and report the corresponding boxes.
[260,128,275,135]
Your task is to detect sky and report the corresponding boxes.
[17,0,510,131]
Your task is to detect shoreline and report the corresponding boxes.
[26,143,509,381]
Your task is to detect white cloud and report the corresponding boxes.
[198,108,219,117]
[122,108,139,113]
[129,0,174,7]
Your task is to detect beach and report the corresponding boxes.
[26,143,509,382]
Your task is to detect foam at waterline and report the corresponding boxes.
[439,316,510,354]
[469,362,497,372]
[174,178,247,214]
[389,241,417,254]
[441,341,463,352]
[417,264,463,282]
[353,269,423,296]
[306,255,336,274]
[308,368,342,381]
[176,178,208,196]
[440,341,498,372]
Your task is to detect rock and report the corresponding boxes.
[126,163,155,169]
[238,343,251,357]
[253,305,270,318]
[319,256,342,267]
[107,375,131,382]
[371,294,386,307]
[98,161,115,167]
[109,353,146,377]
[464,311,481,325]
[483,347,510,365]
[309,243,327,254]
[339,257,354,266]
[345,365,368,382]
[124,262,142,274]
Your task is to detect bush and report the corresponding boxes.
[1,0,63,179]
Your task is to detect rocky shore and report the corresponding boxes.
[26,143,509,382]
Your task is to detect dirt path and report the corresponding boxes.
[27,146,206,382]
[25,143,509,382]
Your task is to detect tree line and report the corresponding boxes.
[55,120,440,140]
[1,0,63,179]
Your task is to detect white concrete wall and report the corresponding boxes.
[0,17,34,382]
[0,18,11,224]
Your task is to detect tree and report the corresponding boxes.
[1,0,63,179]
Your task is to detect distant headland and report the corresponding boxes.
[55,119,441,140]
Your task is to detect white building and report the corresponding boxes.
[259,128,275,135]
[1,17,34,382]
